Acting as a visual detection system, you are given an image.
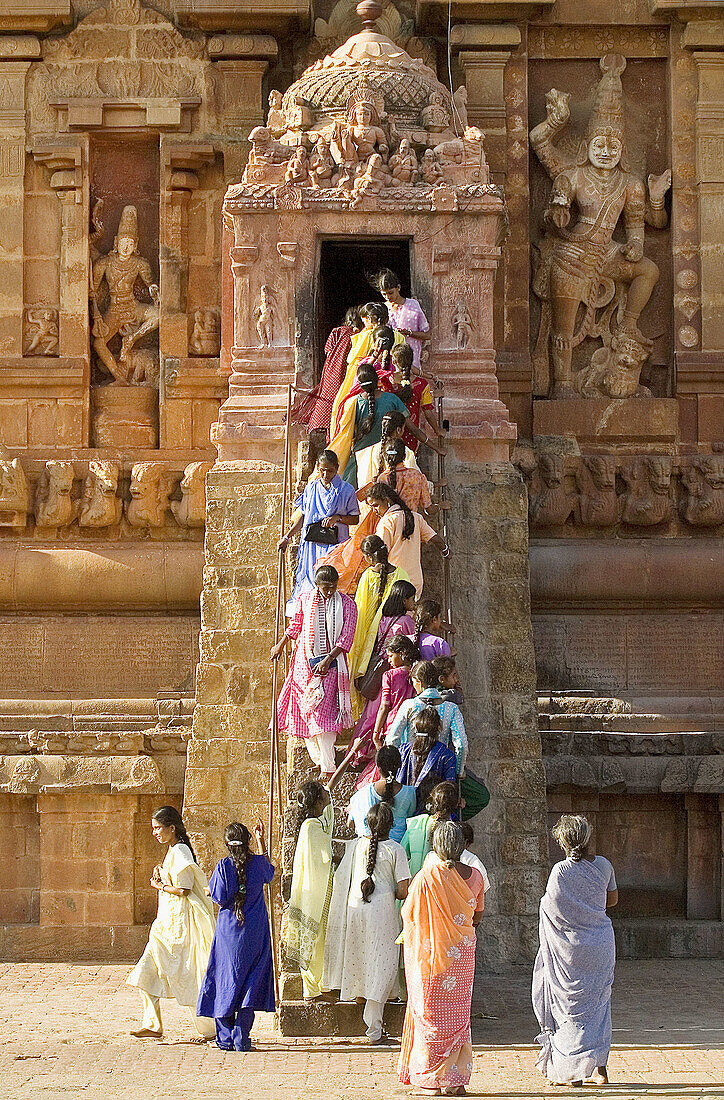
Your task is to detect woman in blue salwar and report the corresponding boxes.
[396,707,457,813]
[281,449,360,615]
[197,821,275,1052]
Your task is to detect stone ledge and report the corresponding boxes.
[0,922,150,962]
[614,919,724,959]
[278,998,405,1038]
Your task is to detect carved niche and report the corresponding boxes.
[529,56,671,400]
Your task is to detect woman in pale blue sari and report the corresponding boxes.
[280,449,359,614]
[533,814,618,1087]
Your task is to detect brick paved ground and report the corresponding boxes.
[0,961,721,1099]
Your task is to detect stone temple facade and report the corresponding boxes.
[0,0,721,1009]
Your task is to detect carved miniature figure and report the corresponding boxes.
[243,126,293,183]
[575,456,618,528]
[419,148,443,186]
[267,89,286,137]
[330,93,388,182]
[309,137,337,188]
[91,205,159,386]
[680,457,724,528]
[189,308,221,357]
[24,308,59,357]
[619,456,672,526]
[351,153,390,203]
[283,95,313,143]
[126,347,160,388]
[422,89,450,133]
[255,285,274,347]
[529,454,576,527]
[436,126,485,166]
[529,56,671,398]
[0,457,29,528]
[575,329,653,399]
[35,461,78,528]
[285,146,310,186]
[78,461,122,528]
[171,462,213,528]
[127,462,169,529]
[451,300,473,349]
[389,139,418,184]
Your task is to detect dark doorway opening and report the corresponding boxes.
[316,238,411,380]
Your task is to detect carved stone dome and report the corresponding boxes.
[281,15,451,132]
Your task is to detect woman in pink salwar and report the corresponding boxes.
[372,268,430,373]
[271,565,357,780]
[398,821,485,1096]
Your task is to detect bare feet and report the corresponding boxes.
[586,1067,608,1086]
[130,1027,163,1039]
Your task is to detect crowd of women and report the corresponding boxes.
[124,268,620,1094]
[127,805,618,1094]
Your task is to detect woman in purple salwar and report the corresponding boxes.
[532,814,618,1087]
[197,821,275,1052]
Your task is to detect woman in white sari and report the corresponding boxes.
[127,807,215,1040]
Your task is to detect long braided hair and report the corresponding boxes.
[414,598,442,654]
[360,802,393,903]
[224,821,252,923]
[411,706,443,781]
[366,482,415,540]
[375,745,402,804]
[383,438,406,493]
[372,324,396,373]
[355,363,379,443]
[152,806,197,863]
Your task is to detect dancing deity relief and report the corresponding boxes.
[529,55,671,400]
[91,204,159,386]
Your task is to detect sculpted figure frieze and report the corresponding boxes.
[91,205,159,386]
[530,55,671,400]
[171,462,213,528]
[680,458,724,528]
[0,458,29,529]
[620,457,673,526]
[230,2,490,210]
[127,462,170,529]
[24,308,59,357]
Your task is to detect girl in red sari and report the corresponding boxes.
[398,821,485,1096]
[390,343,441,454]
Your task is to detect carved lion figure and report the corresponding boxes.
[127,462,170,528]
[0,458,30,528]
[619,456,672,526]
[575,330,653,399]
[171,462,213,528]
[529,454,576,528]
[35,461,78,528]
[575,456,618,528]
[680,456,724,528]
[79,462,122,528]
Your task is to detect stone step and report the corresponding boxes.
[277,998,405,1038]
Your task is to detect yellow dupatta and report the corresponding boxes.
[284,802,334,969]
[347,563,409,717]
[401,853,476,984]
[327,392,357,476]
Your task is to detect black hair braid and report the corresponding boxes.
[360,832,380,904]
[375,746,401,805]
[224,822,252,924]
[355,386,376,442]
[412,707,443,781]
[414,599,441,658]
[359,803,393,903]
[385,444,398,492]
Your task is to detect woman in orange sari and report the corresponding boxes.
[398,821,485,1096]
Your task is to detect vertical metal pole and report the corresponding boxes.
[436,385,453,643]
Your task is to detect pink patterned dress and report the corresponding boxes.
[387,297,429,372]
[276,590,358,740]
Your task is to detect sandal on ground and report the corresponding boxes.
[130,1027,163,1039]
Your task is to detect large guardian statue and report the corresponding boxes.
[529,55,671,399]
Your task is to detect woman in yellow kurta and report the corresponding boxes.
[127,807,215,1040]
[347,535,409,719]
[285,781,334,1000]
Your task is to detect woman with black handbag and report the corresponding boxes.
[280,449,360,615]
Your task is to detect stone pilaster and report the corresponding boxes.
[447,458,548,968]
[692,49,724,352]
[183,461,282,874]
[0,62,31,357]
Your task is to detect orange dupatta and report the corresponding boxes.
[400,853,477,984]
